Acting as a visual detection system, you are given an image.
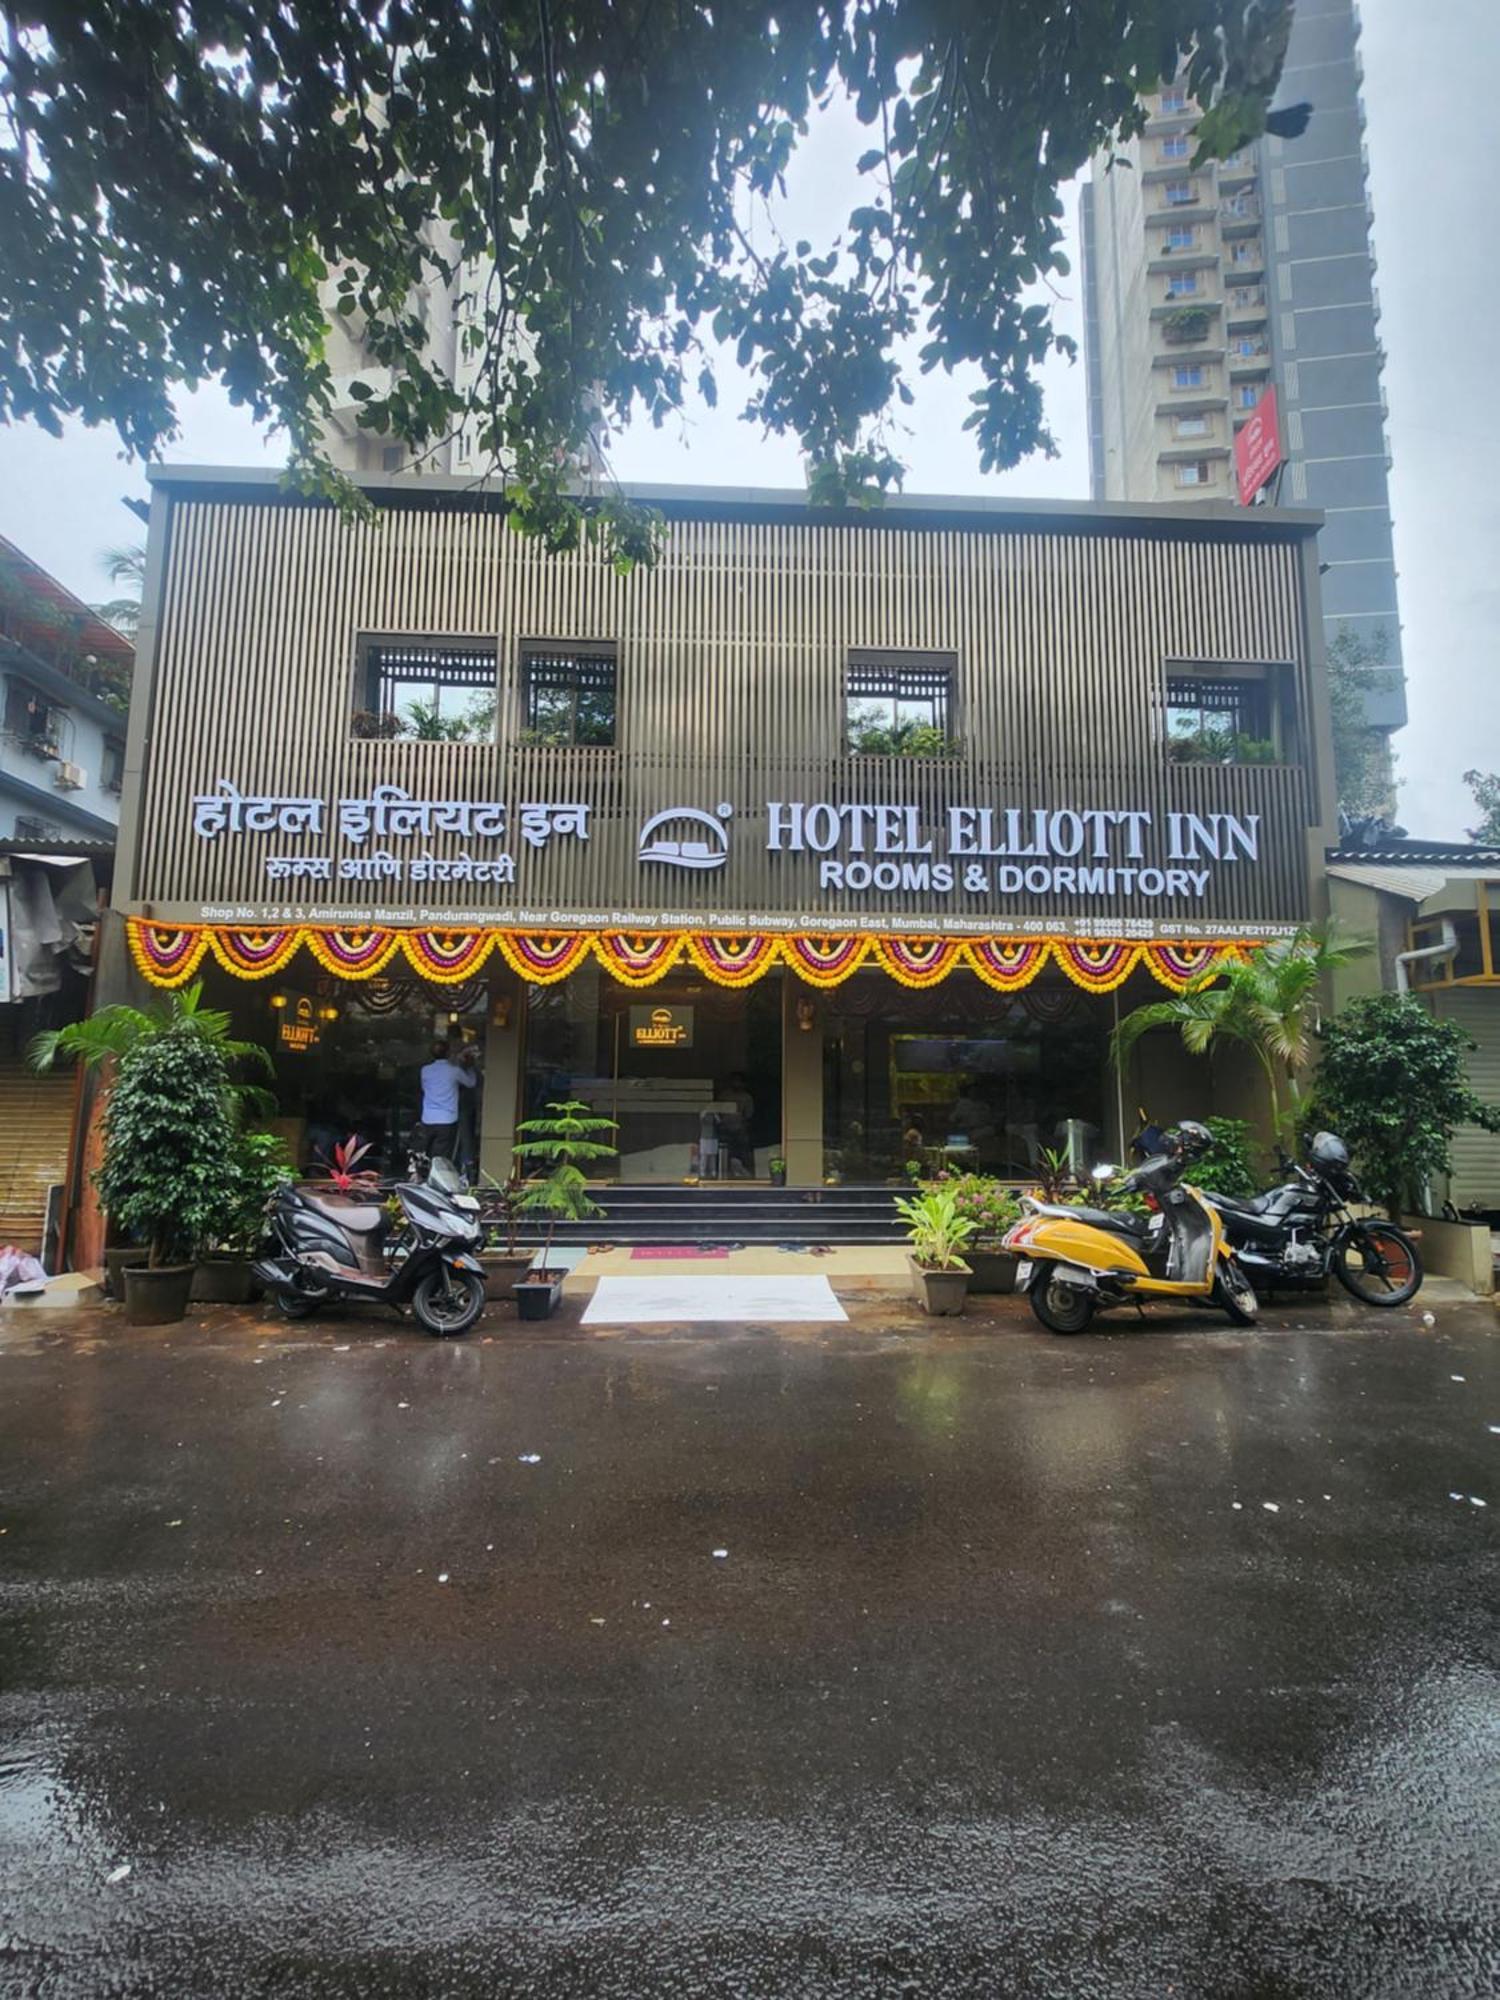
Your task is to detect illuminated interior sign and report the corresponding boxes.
[273,992,323,1053]
[630,1004,693,1049]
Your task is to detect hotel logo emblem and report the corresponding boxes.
[637,804,732,871]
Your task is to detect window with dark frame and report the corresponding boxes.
[101,738,126,793]
[1164,673,1274,763]
[845,653,956,755]
[355,637,497,741]
[520,645,618,748]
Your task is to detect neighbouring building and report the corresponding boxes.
[1328,836,1500,1222]
[109,467,1337,1197]
[0,537,130,1258]
[1080,0,1405,755]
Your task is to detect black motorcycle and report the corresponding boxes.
[253,1157,487,1335]
[1200,1130,1423,1307]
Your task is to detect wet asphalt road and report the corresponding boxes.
[1,1291,1497,1999]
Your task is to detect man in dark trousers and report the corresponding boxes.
[411,1038,477,1166]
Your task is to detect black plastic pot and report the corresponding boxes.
[191,1257,261,1305]
[482,1253,534,1302]
[104,1247,148,1300]
[513,1272,565,1320]
[768,1164,787,1188]
[122,1263,195,1326]
[965,1248,1019,1295]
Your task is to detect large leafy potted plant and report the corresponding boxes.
[95,1025,240,1324]
[511,1100,619,1319]
[941,1175,1022,1293]
[193,1130,294,1303]
[31,980,273,1303]
[895,1184,977,1315]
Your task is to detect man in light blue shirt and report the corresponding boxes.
[412,1039,476,1165]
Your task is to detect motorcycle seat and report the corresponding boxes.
[1211,1191,1274,1216]
[299,1191,384,1234]
[1050,1204,1151,1240]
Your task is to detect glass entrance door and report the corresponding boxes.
[523,971,784,1182]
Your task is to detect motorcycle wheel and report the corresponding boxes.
[412,1266,485,1338]
[1213,1255,1260,1325]
[1028,1263,1096,1335]
[1332,1222,1423,1307]
[273,1284,329,1320]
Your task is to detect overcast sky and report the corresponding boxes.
[0,2,1491,836]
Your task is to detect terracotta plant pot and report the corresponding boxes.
[123,1263,195,1326]
[964,1248,1019,1295]
[908,1255,970,1316]
[482,1253,534,1301]
[191,1257,261,1305]
[513,1272,565,1320]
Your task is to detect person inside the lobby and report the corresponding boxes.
[411,1037,478,1168]
[717,1071,756,1176]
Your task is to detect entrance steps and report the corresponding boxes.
[513,1182,908,1247]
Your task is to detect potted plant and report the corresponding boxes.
[895,1184,977,1315]
[476,1166,535,1299]
[30,980,275,1308]
[193,1130,294,1303]
[944,1174,1023,1293]
[511,1100,619,1319]
[768,1154,788,1188]
[95,1024,241,1325]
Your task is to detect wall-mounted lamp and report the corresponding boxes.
[317,1005,340,1023]
[269,993,287,1010]
[795,996,816,1033]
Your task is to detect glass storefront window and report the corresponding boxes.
[209,967,489,1176]
[822,972,1109,1181]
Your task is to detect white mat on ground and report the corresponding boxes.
[581,1274,848,1325]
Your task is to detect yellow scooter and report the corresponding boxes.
[1002,1120,1260,1335]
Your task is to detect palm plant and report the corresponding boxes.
[1112,927,1366,1139]
[29,980,274,1118]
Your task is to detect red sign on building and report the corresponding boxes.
[1235,385,1283,506]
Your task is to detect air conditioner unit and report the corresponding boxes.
[54,760,85,790]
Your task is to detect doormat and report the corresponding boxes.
[629,1245,729,1260]
[581,1275,848,1325]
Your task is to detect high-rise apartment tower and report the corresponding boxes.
[1080,0,1405,741]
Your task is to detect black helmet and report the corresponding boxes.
[1307,1131,1350,1169]
[1175,1119,1213,1158]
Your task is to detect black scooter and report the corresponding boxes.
[1200,1130,1423,1306]
[253,1158,487,1335]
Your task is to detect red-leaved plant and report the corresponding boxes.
[314,1134,382,1193]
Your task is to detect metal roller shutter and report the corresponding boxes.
[1431,989,1500,1213]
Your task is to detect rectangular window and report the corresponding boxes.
[521,644,618,748]
[1165,271,1200,299]
[1229,286,1263,310]
[356,637,497,741]
[101,738,126,794]
[2,680,62,757]
[1161,87,1189,113]
[1164,675,1273,762]
[1173,414,1211,439]
[1235,384,1260,410]
[14,813,60,841]
[1170,365,1206,390]
[1232,336,1267,359]
[1174,461,1212,488]
[1163,180,1197,207]
[1164,225,1197,251]
[1228,240,1262,266]
[845,652,955,755]
[1161,134,1190,161]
